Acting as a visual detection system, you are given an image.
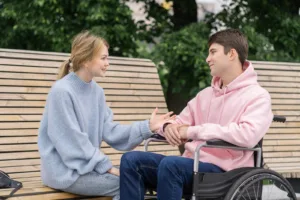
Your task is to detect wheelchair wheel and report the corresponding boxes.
[224,168,297,200]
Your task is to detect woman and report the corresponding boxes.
[38,31,174,200]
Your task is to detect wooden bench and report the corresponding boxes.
[0,48,299,198]
[0,48,180,199]
[253,61,300,179]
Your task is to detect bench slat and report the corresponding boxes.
[0,101,167,108]
[10,172,41,179]
[0,63,157,74]
[0,87,164,95]
[264,133,300,139]
[0,48,150,62]
[259,76,300,83]
[0,108,168,115]
[0,70,159,79]
[264,145,300,152]
[0,114,160,121]
[0,53,154,66]
[268,128,300,134]
[266,87,300,93]
[0,79,163,90]
[264,151,300,158]
[257,70,300,77]
[260,81,300,88]
[0,72,161,85]
[0,94,166,102]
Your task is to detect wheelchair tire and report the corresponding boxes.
[224,168,297,200]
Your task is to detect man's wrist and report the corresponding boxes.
[163,123,172,132]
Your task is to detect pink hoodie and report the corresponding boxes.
[159,61,273,171]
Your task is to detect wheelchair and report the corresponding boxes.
[143,115,297,200]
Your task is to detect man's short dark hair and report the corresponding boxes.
[208,29,248,65]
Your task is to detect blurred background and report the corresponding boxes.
[0,0,299,113]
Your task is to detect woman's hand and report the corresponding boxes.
[108,167,120,176]
[149,108,176,132]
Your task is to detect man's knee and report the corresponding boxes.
[158,156,179,172]
[121,151,143,168]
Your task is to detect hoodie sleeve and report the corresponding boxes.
[156,94,198,135]
[187,94,273,148]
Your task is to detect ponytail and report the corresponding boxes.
[57,59,72,80]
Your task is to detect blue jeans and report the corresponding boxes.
[120,151,224,200]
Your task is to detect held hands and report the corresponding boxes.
[164,124,189,146]
[149,108,176,132]
[108,167,120,176]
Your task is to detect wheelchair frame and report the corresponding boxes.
[143,115,290,200]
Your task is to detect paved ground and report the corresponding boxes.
[262,185,300,199]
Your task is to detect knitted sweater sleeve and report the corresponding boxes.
[102,105,153,151]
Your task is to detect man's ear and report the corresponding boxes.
[228,48,238,61]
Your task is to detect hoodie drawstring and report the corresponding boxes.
[206,91,214,122]
[218,87,227,123]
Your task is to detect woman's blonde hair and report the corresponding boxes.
[58,31,109,79]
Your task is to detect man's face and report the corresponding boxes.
[206,43,230,77]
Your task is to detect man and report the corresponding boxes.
[119,29,273,200]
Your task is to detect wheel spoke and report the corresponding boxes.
[228,173,296,200]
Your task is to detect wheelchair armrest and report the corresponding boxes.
[206,139,237,147]
[144,134,168,152]
[273,115,286,123]
[194,140,262,171]
[206,139,260,149]
[150,134,166,141]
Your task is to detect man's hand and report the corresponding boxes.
[108,167,120,176]
[178,125,189,140]
[164,124,182,146]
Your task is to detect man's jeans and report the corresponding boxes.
[120,151,224,200]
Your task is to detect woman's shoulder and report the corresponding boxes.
[49,79,73,97]
[92,80,105,94]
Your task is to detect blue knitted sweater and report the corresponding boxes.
[38,72,152,189]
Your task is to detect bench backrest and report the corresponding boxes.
[254,61,300,178]
[0,48,299,178]
[0,48,180,176]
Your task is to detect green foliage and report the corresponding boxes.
[152,22,211,99]
[125,0,173,43]
[0,0,138,56]
[210,0,300,62]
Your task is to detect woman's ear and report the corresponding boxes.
[82,61,89,69]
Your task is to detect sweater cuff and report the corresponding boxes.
[187,126,200,140]
[94,159,113,174]
[140,120,153,140]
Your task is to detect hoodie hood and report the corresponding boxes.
[211,61,258,94]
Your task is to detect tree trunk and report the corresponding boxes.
[172,0,198,31]
[166,81,189,155]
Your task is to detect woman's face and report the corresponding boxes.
[85,45,109,77]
